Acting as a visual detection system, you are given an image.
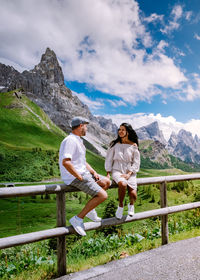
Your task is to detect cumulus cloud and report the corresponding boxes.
[160,5,183,34]
[178,73,200,101]
[194,33,200,40]
[103,113,200,140]
[185,11,192,21]
[72,91,104,110]
[144,13,164,23]
[0,0,188,106]
[107,99,127,107]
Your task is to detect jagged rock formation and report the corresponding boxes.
[0,64,20,90]
[140,140,171,166]
[137,122,200,164]
[0,48,114,156]
[96,116,118,135]
[167,129,200,163]
[136,121,167,145]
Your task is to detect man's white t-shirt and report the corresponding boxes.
[59,133,87,185]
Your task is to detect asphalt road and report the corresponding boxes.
[56,236,200,280]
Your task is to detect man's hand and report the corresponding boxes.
[77,174,83,181]
[93,171,100,181]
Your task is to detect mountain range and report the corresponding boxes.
[136,121,200,164]
[1,47,200,166]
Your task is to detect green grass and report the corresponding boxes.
[0,177,200,279]
[86,149,107,175]
[0,91,66,150]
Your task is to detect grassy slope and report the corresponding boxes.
[0,91,66,150]
[0,91,69,182]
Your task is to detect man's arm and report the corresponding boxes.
[62,158,83,181]
[86,162,99,180]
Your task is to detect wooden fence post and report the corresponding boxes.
[160,181,169,245]
[57,191,66,276]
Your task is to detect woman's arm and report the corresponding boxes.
[127,148,140,174]
[105,146,115,173]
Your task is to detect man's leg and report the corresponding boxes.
[77,188,107,219]
[97,176,111,190]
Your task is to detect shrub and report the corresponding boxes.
[97,199,122,236]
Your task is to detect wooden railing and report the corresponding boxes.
[0,173,200,277]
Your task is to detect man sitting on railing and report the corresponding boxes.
[59,116,111,236]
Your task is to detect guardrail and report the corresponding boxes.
[0,173,200,277]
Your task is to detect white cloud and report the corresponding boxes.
[178,73,200,101]
[144,13,164,23]
[0,0,188,106]
[157,40,168,52]
[72,91,104,110]
[194,33,200,40]
[185,11,192,21]
[107,99,127,107]
[103,113,200,141]
[160,5,183,34]
[172,5,183,21]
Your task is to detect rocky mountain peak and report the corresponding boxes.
[166,128,200,163]
[96,116,118,135]
[0,63,20,90]
[32,47,64,85]
[177,129,194,147]
[168,131,177,146]
[136,121,167,145]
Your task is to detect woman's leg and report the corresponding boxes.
[118,181,127,207]
[128,186,137,205]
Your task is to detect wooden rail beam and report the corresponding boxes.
[57,191,66,276]
[1,201,200,250]
[1,173,200,198]
[160,181,169,245]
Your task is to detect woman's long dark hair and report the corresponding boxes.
[110,123,139,148]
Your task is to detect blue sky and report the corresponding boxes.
[1,0,200,139]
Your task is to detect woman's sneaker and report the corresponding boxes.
[86,209,102,222]
[128,204,134,216]
[115,206,124,219]
[69,216,86,236]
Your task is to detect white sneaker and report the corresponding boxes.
[86,209,102,222]
[115,206,124,219]
[128,204,134,216]
[69,216,86,236]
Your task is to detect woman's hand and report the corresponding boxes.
[120,172,132,180]
[106,172,111,179]
[120,174,130,180]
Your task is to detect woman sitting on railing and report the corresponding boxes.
[105,123,140,219]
